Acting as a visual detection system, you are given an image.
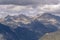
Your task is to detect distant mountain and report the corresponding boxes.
[0,23,19,40]
[0,23,40,40]
[1,14,32,28]
[37,13,60,29]
[38,13,60,21]
[0,22,56,40]
[1,14,58,33]
[4,14,32,23]
[0,13,58,40]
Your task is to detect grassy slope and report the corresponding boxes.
[39,30,60,40]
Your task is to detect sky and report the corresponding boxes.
[0,0,59,5]
[0,0,60,18]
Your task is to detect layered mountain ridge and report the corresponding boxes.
[0,13,60,29]
[0,13,59,40]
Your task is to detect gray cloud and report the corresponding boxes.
[0,0,39,5]
[0,0,59,5]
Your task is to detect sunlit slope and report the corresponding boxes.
[39,31,60,40]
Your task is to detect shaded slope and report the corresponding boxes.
[0,23,19,40]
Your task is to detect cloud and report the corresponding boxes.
[0,0,60,5]
[38,4,60,12]
[0,4,60,17]
[0,1,60,17]
[0,0,39,5]
[40,0,60,5]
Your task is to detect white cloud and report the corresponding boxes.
[0,4,60,18]
[38,4,60,12]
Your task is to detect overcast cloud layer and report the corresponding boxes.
[0,0,60,5]
[0,0,60,18]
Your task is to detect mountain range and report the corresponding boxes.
[1,13,60,29]
[0,13,60,40]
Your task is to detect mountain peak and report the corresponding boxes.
[41,13,53,17]
[37,13,55,19]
